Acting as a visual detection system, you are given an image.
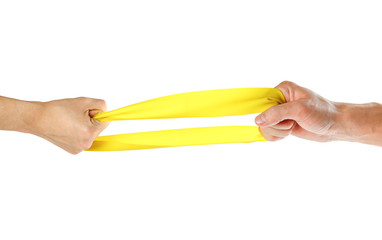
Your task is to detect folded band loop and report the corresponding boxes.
[87,88,285,151]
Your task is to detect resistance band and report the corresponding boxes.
[87,88,285,151]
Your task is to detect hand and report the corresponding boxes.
[255,81,339,142]
[255,81,382,147]
[31,97,109,154]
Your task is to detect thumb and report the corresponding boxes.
[88,109,107,126]
[89,109,103,118]
[255,101,306,127]
[88,109,110,133]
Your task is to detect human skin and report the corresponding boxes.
[1,82,382,154]
[255,81,382,146]
[0,96,109,154]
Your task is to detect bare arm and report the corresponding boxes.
[0,96,109,154]
[255,81,382,147]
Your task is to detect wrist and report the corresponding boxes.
[0,96,43,134]
[332,102,382,145]
[16,100,45,135]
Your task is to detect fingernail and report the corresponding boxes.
[256,115,266,125]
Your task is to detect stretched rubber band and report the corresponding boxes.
[87,88,285,151]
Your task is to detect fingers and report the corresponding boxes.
[271,119,295,130]
[275,80,309,102]
[74,97,107,125]
[78,119,110,152]
[255,96,309,141]
[74,97,107,113]
[89,107,110,132]
[257,120,296,141]
[275,80,298,102]
[38,97,110,154]
[76,97,109,151]
[89,109,103,118]
[255,100,309,127]
[259,127,292,141]
[90,98,107,112]
[255,80,308,142]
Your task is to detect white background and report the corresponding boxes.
[1,0,382,239]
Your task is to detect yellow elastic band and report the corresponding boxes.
[87,88,285,151]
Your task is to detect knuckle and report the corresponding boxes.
[273,129,291,138]
[99,99,106,106]
[71,150,82,155]
[267,135,283,141]
[295,100,310,118]
[369,102,381,108]
[275,120,293,129]
[98,99,107,109]
[284,120,295,130]
[78,127,97,150]
[260,127,283,141]
[300,102,310,115]
[88,128,99,140]
[68,147,82,155]
[83,142,93,150]
[279,80,295,87]
[76,97,91,104]
[78,139,93,150]
[281,129,293,137]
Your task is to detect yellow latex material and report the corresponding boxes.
[87,88,285,151]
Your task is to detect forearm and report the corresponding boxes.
[0,96,42,134]
[333,102,382,146]
[0,96,108,154]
